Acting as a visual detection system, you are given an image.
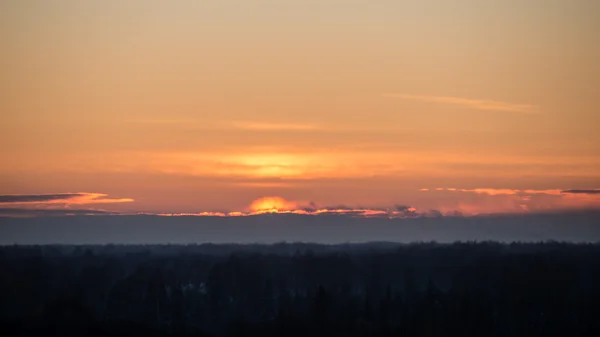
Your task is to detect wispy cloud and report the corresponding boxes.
[0,193,134,205]
[427,188,563,196]
[524,190,563,195]
[562,189,600,195]
[464,188,521,195]
[126,118,200,125]
[420,187,600,214]
[427,188,521,195]
[0,208,119,218]
[0,193,133,218]
[383,93,540,114]
[230,182,294,188]
[0,193,83,203]
[127,119,325,132]
[230,121,324,131]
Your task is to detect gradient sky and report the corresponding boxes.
[1,0,599,216]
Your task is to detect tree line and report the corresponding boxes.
[1,242,599,336]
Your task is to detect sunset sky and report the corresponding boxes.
[1,0,599,217]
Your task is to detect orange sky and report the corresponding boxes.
[1,0,599,216]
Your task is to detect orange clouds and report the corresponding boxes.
[3,190,599,219]
[427,188,585,197]
[420,188,600,215]
[152,197,422,219]
[0,193,133,218]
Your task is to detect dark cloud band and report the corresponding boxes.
[561,190,600,195]
[0,193,85,203]
[0,208,118,217]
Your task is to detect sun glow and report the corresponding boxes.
[249,196,296,213]
[229,154,311,178]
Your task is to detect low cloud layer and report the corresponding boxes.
[0,194,84,203]
[0,193,134,218]
[0,193,134,205]
[420,187,600,214]
[429,188,563,196]
[0,208,119,217]
[429,188,599,197]
[2,190,599,220]
[562,189,600,195]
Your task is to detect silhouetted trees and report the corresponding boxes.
[1,242,600,336]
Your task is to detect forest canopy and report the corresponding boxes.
[1,242,600,336]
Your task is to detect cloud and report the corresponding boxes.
[0,194,84,203]
[393,205,418,217]
[229,121,324,132]
[421,187,600,215]
[127,119,325,132]
[394,205,415,212]
[523,189,562,195]
[0,193,134,205]
[149,198,425,220]
[2,190,598,220]
[431,188,521,196]
[562,189,600,195]
[230,182,294,188]
[0,195,427,219]
[423,209,443,217]
[0,208,119,217]
[429,188,563,196]
[383,93,540,114]
[465,188,521,195]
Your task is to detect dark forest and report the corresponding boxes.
[1,242,600,336]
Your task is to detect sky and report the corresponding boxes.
[1,0,600,219]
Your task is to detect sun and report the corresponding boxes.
[249,197,295,213]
